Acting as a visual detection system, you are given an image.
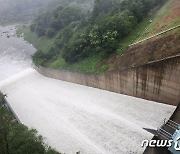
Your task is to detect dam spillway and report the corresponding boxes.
[0,25,176,154]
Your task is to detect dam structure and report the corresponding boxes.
[0,25,178,154]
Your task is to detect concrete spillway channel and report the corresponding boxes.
[0,68,176,154]
[0,25,177,154]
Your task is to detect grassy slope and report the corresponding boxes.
[103,0,180,71]
[116,0,179,54]
[18,0,179,73]
[135,0,180,40]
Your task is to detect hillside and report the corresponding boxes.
[102,0,180,71]
[18,0,180,73]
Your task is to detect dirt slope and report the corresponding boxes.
[107,33,180,71]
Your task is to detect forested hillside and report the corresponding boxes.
[20,0,170,73]
[0,0,94,24]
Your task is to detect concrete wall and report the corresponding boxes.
[35,55,180,106]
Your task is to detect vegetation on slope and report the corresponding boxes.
[100,0,180,71]
[0,93,59,154]
[133,0,180,40]
[19,0,170,73]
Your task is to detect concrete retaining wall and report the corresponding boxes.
[35,55,180,106]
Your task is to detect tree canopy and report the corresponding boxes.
[31,0,166,65]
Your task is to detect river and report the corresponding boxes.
[0,25,176,154]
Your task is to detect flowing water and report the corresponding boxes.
[0,25,176,154]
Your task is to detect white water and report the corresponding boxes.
[0,25,176,154]
[0,25,35,81]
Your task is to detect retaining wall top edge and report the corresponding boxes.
[34,54,180,75]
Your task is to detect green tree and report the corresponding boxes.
[30,0,165,65]
[46,28,56,38]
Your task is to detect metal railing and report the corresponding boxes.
[157,119,180,140]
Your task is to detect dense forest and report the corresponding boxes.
[0,0,94,24]
[0,93,59,154]
[30,0,166,68]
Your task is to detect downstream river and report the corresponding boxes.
[0,25,176,154]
